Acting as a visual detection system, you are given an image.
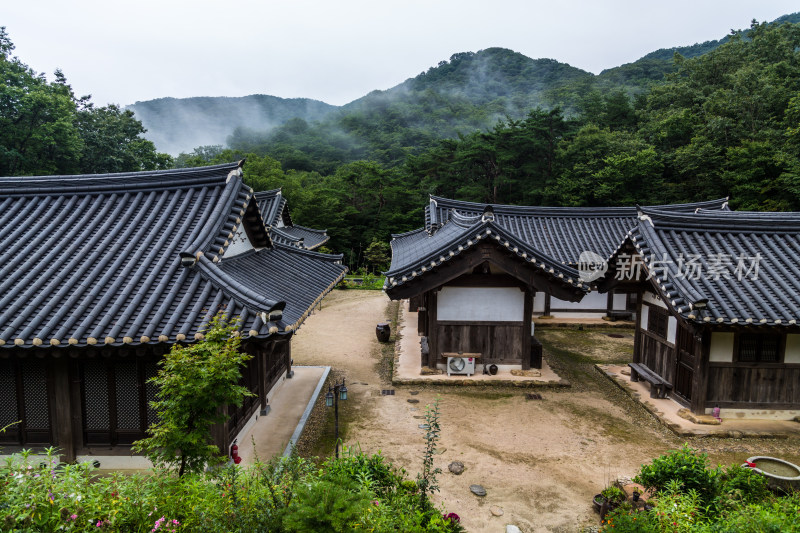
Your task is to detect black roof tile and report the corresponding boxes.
[625,208,800,326]
[255,190,329,250]
[423,195,730,264]
[0,163,346,349]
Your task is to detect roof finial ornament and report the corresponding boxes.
[481,205,495,222]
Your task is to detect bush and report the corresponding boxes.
[634,444,718,504]
[715,463,772,509]
[0,448,463,533]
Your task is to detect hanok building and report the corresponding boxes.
[0,162,347,463]
[384,196,729,375]
[422,196,729,318]
[601,208,800,417]
[256,189,331,251]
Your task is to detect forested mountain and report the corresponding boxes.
[128,96,336,155]
[180,18,800,271]
[4,14,799,273]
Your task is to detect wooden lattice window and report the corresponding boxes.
[647,305,669,339]
[737,333,781,363]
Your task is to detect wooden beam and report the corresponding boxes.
[387,243,584,301]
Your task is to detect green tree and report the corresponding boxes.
[0,27,170,176]
[0,28,82,176]
[133,315,253,477]
[76,103,172,173]
[364,239,390,273]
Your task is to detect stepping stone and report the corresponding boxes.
[490,506,504,516]
[470,484,487,497]
[410,390,420,395]
[448,461,464,475]
[419,424,430,429]
[407,399,420,404]
[413,415,425,419]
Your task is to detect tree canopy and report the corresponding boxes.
[0,27,170,176]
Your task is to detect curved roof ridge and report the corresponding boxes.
[450,209,483,227]
[0,162,241,196]
[270,242,344,261]
[195,254,284,313]
[391,227,427,239]
[289,224,328,234]
[429,195,731,218]
[639,207,800,232]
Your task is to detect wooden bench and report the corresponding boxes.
[606,310,633,321]
[628,363,673,399]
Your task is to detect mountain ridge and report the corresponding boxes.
[130,12,799,155]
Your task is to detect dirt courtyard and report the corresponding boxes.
[292,290,800,533]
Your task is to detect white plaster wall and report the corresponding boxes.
[551,292,606,310]
[785,334,800,364]
[709,332,735,362]
[667,316,677,344]
[438,286,523,322]
[533,293,545,313]
[640,305,649,331]
[612,293,627,310]
[225,225,256,257]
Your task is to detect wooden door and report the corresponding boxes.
[674,326,697,401]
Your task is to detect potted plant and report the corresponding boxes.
[598,485,626,519]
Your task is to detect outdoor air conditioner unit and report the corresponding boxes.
[447,356,476,377]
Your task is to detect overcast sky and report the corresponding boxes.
[4,1,797,107]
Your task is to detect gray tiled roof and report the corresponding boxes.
[0,163,346,349]
[627,208,800,326]
[423,196,730,264]
[386,211,585,292]
[271,225,330,250]
[218,244,345,326]
[255,190,329,250]
[255,189,291,227]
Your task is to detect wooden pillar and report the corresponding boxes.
[68,357,84,460]
[52,358,75,463]
[522,288,533,370]
[606,289,615,316]
[691,327,710,414]
[632,290,643,364]
[257,343,269,414]
[427,290,439,369]
[211,406,229,455]
[544,293,551,316]
[285,341,293,378]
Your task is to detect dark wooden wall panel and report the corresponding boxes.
[435,323,523,363]
[706,365,800,407]
[638,331,676,384]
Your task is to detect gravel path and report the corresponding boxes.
[292,290,800,533]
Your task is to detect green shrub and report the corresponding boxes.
[699,493,800,532]
[634,444,718,504]
[715,463,772,509]
[282,473,371,532]
[0,448,463,533]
